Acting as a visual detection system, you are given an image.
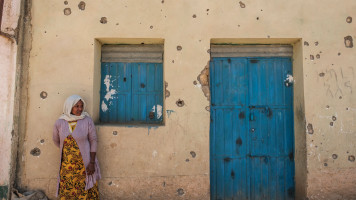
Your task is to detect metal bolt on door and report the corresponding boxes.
[210,57,295,200]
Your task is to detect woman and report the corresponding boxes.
[53,95,101,199]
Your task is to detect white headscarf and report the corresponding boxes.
[59,95,90,121]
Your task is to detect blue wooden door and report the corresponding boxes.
[210,57,294,200]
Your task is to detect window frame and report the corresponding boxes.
[99,44,164,125]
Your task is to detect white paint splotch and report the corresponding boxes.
[156,105,163,119]
[101,101,108,112]
[105,89,116,101]
[151,105,163,119]
[285,74,294,84]
[101,75,117,112]
[152,150,158,158]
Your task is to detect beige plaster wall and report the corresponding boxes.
[18,0,356,199]
[0,0,21,197]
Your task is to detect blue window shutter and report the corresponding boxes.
[100,62,132,123]
[100,62,163,124]
[131,63,163,123]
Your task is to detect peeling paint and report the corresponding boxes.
[152,150,158,158]
[284,74,294,86]
[156,105,163,119]
[101,101,108,112]
[197,63,210,101]
[166,110,175,117]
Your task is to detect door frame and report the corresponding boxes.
[209,41,307,199]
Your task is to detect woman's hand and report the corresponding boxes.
[87,162,95,175]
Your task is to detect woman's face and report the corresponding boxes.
[71,100,84,116]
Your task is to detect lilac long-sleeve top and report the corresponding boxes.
[53,116,101,196]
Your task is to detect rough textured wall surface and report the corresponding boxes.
[16,0,356,199]
[0,0,21,199]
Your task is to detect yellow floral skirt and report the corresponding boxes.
[59,135,99,200]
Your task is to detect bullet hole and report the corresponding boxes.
[113,131,118,136]
[110,143,117,148]
[176,45,182,51]
[108,181,113,185]
[193,80,197,85]
[316,54,320,59]
[330,122,334,126]
[150,25,153,29]
[256,17,260,20]
[344,36,353,48]
[116,23,119,26]
[190,151,196,158]
[304,41,309,46]
[319,72,325,77]
[30,148,41,156]
[338,52,341,56]
[40,91,48,99]
[185,159,189,162]
[348,155,355,162]
[239,1,246,8]
[172,60,174,63]
[326,105,330,109]
[236,137,242,146]
[177,188,185,196]
[64,8,71,16]
[307,123,314,134]
[40,139,45,144]
[332,116,337,121]
[64,1,68,5]
[267,35,270,38]
[206,9,209,11]
[238,112,245,119]
[339,96,342,99]
[165,81,170,98]
[332,154,338,159]
[140,83,146,88]
[176,99,185,107]
[78,1,85,10]
[100,17,107,24]
[261,9,263,11]
[205,106,210,112]
[238,24,240,27]
[310,55,314,61]
[314,41,319,46]
[324,163,328,167]
[207,49,210,54]
[44,31,47,33]
[346,107,349,110]
[192,14,196,18]
[347,151,349,154]
[346,16,352,23]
